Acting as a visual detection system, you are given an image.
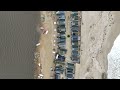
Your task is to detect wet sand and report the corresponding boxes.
[34,11,56,79]
[75,11,120,79]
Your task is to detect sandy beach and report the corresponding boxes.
[34,11,120,79]
[34,11,57,79]
[75,11,120,79]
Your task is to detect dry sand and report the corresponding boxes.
[75,11,120,79]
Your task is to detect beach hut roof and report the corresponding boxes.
[56,11,65,14]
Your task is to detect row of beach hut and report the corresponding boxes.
[54,11,66,79]
[70,11,80,64]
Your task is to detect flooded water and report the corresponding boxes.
[0,11,40,79]
[107,34,120,79]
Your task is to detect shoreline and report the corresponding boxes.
[34,11,56,79]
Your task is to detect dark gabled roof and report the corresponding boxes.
[72,41,78,45]
[71,20,78,24]
[58,33,66,36]
[71,28,78,32]
[72,40,78,43]
[57,24,66,28]
[71,25,79,28]
[71,56,80,62]
[58,38,66,41]
[55,74,60,79]
[72,54,79,59]
[72,47,78,50]
[58,42,65,46]
[71,12,78,16]
[71,55,79,59]
[57,15,65,19]
[58,44,65,47]
[72,35,78,38]
[67,70,73,74]
[67,67,73,70]
[67,63,74,66]
[71,36,78,40]
[59,48,67,52]
[58,49,66,55]
[57,18,65,21]
[71,38,78,41]
[71,28,78,31]
[72,50,78,55]
[71,26,79,30]
[58,31,66,34]
[56,11,65,14]
[57,26,66,30]
[66,73,73,79]
[71,11,78,13]
[72,31,78,33]
[58,20,65,24]
[57,26,66,29]
[72,44,78,47]
[57,28,66,33]
[57,36,66,39]
[56,55,65,61]
[71,59,80,63]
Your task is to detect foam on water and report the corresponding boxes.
[107,34,120,79]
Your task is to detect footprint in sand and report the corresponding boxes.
[90,36,95,41]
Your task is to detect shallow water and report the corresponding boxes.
[107,34,120,79]
[0,11,40,79]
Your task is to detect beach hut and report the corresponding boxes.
[74,16,78,20]
[72,50,78,55]
[72,47,78,51]
[71,28,78,32]
[72,41,78,45]
[55,74,61,79]
[57,28,66,33]
[71,37,78,41]
[66,73,74,79]
[58,43,66,49]
[58,48,67,56]
[67,63,75,69]
[57,20,65,26]
[58,34,66,38]
[71,32,78,35]
[57,24,66,28]
[55,54,65,62]
[71,21,78,26]
[71,25,79,29]
[71,55,80,63]
[71,11,78,16]
[65,67,74,79]
[57,38,66,43]
[67,68,73,72]
[71,11,78,13]
[56,11,65,15]
[55,68,61,74]
[72,35,78,39]
[57,14,65,20]
[57,35,66,39]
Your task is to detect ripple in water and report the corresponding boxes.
[0,11,40,79]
